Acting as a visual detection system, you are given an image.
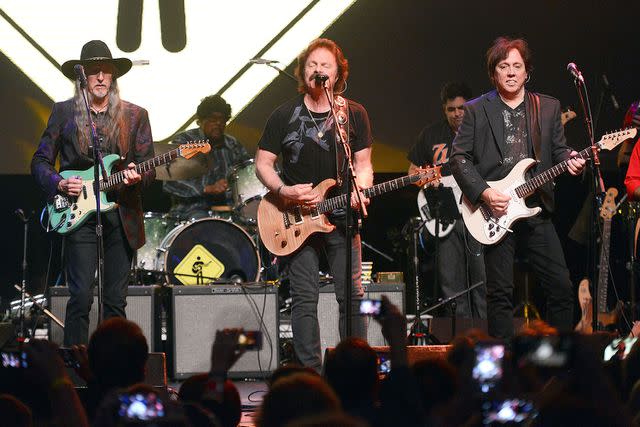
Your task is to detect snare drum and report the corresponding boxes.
[228,159,268,224]
[137,212,179,270]
[156,218,260,285]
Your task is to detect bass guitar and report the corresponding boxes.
[462,128,636,245]
[47,140,210,234]
[258,167,441,256]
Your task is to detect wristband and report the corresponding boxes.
[277,184,285,196]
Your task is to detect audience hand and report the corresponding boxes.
[210,328,246,377]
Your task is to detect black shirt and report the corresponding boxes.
[407,119,455,176]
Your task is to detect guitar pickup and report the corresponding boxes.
[293,206,303,224]
[52,194,71,212]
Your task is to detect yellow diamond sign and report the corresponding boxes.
[173,244,224,286]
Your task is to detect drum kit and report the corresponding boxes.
[137,146,271,286]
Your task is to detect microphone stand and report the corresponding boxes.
[321,80,366,338]
[16,209,30,340]
[78,77,108,324]
[572,71,604,333]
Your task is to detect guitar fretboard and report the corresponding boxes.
[316,174,427,215]
[515,146,592,198]
[100,148,182,192]
[597,218,612,313]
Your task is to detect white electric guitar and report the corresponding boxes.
[417,175,462,238]
[462,128,636,245]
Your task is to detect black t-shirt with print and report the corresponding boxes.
[407,119,455,176]
[258,94,373,192]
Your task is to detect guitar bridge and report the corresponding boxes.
[52,194,71,212]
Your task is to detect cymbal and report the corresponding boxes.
[153,142,210,181]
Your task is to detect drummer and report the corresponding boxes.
[163,94,250,221]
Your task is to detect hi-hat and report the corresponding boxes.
[154,142,210,180]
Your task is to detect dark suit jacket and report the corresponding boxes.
[450,90,572,212]
[31,99,155,250]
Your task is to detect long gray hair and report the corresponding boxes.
[73,79,127,154]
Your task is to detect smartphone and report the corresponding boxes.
[377,352,391,375]
[604,336,638,361]
[359,299,383,317]
[118,392,165,420]
[472,342,505,393]
[513,334,572,368]
[0,351,28,368]
[58,347,80,369]
[482,399,537,424]
[238,330,262,351]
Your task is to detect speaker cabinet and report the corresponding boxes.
[170,284,279,379]
[318,283,405,358]
[48,286,160,350]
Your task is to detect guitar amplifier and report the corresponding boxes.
[318,283,405,358]
[48,286,161,350]
[169,284,279,379]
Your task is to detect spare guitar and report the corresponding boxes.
[258,167,441,256]
[575,187,619,333]
[47,140,210,234]
[416,174,462,238]
[461,128,636,245]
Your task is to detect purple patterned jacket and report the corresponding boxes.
[31,99,155,250]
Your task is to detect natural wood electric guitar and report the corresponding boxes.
[47,140,210,234]
[576,187,620,333]
[461,128,636,245]
[258,167,441,256]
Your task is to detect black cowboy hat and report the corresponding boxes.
[61,40,132,80]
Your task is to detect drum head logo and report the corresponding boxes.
[174,244,224,286]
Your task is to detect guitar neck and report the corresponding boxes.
[317,174,424,214]
[515,146,591,198]
[597,218,612,313]
[100,148,181,192]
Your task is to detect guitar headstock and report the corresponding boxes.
[178,140,211,158]
[598,128,637,151]
[414,165,442,187]
[599,187,618,220]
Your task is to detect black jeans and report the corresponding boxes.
[287,228,365,371]
[484,218,574,339]
[437,221,487,318]
[63,211,133,345]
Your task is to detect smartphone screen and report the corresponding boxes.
[514,335,572,368]
[377,352,391,375]
[604,336,638,361]
[359,299,382,316]
[472,343,504,393]
[238,330,262,351]
[482,399,537,424]
[1,351,28,368]
[118,393,165,420]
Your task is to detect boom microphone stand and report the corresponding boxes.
[568,62,604,333]
[75,65,107,323]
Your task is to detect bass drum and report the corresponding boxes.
[156,218,260,285]
[137,212,179,270]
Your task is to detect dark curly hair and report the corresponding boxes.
[196,94,232,121]
[440,82,472,104]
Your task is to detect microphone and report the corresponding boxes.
[602,74,620,110]
[73,64,87,88]
[567,62,584,83]
[314,73,329,85]
[249,58,279,65]
[14,208,27,222]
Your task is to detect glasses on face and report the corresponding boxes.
[85,64,115,76]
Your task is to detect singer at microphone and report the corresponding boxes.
[253,38,374,370]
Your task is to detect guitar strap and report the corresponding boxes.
[333,95,350,187]
[527,92,542,161]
